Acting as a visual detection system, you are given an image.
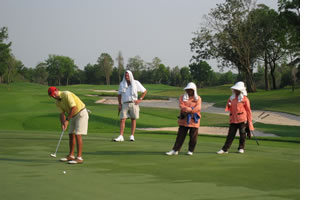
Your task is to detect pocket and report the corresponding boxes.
[79,109,85,117]
[135,104,140,112]
[236,112,246,122]
[79,109,88,118]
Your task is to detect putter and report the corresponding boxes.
[50,130,65,158]
[250,113,270,146]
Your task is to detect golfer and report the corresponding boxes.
[114,70,147,142]
[217,81,254,154]
[48,86,89,164]
[166,82,201,156]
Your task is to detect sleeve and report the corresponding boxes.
[179,95,189,113]
[66,92,77,108]
[225,99,231,112]
[245,97,254,131]
[135,81,146,93]
[192,97,201,114]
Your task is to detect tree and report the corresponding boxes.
[5,56,23,84]
[18,66,34,82]
[33,62,48,85]
[0,27,12,83]
[189,61,213,88]
[170,66,182,86]
[62,57,76,86]
[249,4,287,90]
[84,63,103,84]
[73,69,86,84]
[127,56,145,80]
[249,5,277,90]
[116,51,125,83]
[97,53,114,85]
[154,64,169,84]
[110,67,119,84]
[219,71,235,85]
[46,55,76,86]
[278,0,300,91]
[191,0,262,92]
[180,67,191,86]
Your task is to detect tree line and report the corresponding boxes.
[0,0,299,91]
[191,0,300,92]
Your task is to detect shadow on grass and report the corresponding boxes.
[0,157,47,163]
[85,150,163,156]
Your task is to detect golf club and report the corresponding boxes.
[112,110,120,141]
[50,130,65,158]
[250,113,270,146]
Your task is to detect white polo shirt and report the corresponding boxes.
[118,80,146,103]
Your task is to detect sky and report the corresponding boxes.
[0,0,278,71]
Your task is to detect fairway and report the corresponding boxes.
[0,130,299,200]
[0,82,300,199]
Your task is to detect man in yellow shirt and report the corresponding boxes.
[48,86,89,164]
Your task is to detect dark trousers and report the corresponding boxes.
[172,126,199,152]
[222,123,247,151]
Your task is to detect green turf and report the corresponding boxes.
[0,82,300,140]
[0,82,300,199]
[0,130,299,200]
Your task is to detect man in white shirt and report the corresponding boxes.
[114,70,147,142]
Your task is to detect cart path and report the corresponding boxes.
[95,97,299,126]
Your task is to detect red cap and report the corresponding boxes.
[48,86,58,97]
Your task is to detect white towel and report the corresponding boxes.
[119,70,138,97]
[229,93,245,102]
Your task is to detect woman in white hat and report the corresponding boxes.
[217,81,254,154]
[166,82,202,156]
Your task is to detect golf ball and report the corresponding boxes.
[63,171,66,174]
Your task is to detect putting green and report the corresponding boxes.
[0,130,299,200]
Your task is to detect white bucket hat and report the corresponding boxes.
[230,81,247,102]
[183,82,199,101]
[231,81,247,96]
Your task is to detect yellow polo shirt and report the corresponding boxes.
[56,91,85,116]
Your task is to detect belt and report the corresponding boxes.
[124,101,134,104]
[73,107,86,117]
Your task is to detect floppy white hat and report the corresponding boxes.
[231,81,247,96]
[183,82,199,101]
[184,82,197,91]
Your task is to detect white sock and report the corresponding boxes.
[77,157,83,160]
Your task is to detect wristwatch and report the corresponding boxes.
[139,98,143,100]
